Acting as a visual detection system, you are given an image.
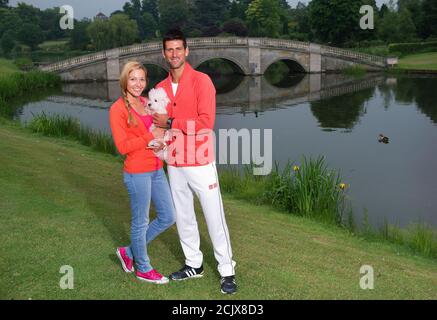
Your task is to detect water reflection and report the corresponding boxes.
[310,87,374,130]
[12,73,437,229]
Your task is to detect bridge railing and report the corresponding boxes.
[257,38,311,52]
[40,51,107,72]
[321,45,386,67]
[188,37,248,47]
[119,42,162,55]
[40,37,387,73]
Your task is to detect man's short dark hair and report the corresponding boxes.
[163,29,187,49]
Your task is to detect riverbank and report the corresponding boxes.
[0,123,436,299]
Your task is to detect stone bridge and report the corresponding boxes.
[40,37,388,81]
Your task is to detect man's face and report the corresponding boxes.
[163,40,189,70]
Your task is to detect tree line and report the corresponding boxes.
[1,0,436,57]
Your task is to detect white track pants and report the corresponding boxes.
[167,162,236,277]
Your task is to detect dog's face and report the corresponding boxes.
[147,88,170,114]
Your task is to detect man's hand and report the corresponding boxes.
[153,113,169,128]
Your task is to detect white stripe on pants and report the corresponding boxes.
[167,162,236,277]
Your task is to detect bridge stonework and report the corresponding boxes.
[40,38,387,82]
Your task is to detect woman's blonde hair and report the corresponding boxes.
[119,61,148,127]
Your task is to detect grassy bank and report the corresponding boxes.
[220,161,437,260]
[25,114,437,260]
[0,70,61,118]
[0,58,21,76]
[0,123,437,299]
[397,52,437,71]
[28,113,117,156]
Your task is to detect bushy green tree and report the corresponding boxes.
[68,19,91,50]
[1,29,15,55]
[87,20,111,51]
[308,0,363,46]
[0,8,22,37]
[229,0,251,20]
[39,7,66,40]
[422,0,437,38]
[194,0,230,29]
[246,0,282,37]
[109,14,140,47]
[398,9,417,42]
[0,0,8,8]
[158,0,190,34]
[378,10,401,43]
[14,2,40,25]
[142,0,159,23]
[142,12,158,39]
[87,14,139,51]
[18,22,44,49]
[222,18,248,37]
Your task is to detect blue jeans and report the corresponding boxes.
[123,169,175,272]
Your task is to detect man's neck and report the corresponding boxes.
[170,63,185,84]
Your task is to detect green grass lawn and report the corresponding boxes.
[38,40,69,51]
[0,123,436,300]
[0,58,21,76]
[398,52,437,70]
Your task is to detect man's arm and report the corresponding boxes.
[153,75,216,134]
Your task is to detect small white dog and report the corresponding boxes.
[147,87,171,160]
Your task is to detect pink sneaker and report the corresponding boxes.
[116,247,134,273]
[136,269,169,284]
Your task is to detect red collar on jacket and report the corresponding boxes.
[162,62,195,100]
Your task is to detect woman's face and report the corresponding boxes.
[126,68,146,98]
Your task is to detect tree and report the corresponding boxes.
[246,0,282,37]
[1,29,14,55]
[39,7,66,40]
[194,0,230,29]
[378,10,401,43]
[142,12,158,39]
[158,0,190,34]
[222,18,248,37]
[308,0,364,46]
[288,2,311,41]
[141,0,159,23]
[14,2,40,25]
[68,19,91,50]
[0,8,22,37]
[18,22,44,49]
[422,0,437,38]
[0,0,8,8]
[109,14,139,47]
[398,9,417,42]
[87,19,111,51]
[379,4,389,18]
[229,0,251,20]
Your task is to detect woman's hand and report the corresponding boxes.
[147,139,166,152]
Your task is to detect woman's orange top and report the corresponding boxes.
[109,97,163,173]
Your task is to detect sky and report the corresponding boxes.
[9,0,392,20]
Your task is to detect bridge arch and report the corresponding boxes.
[193,57,245,75]
[40,38,387,81]
[264,58,307,74]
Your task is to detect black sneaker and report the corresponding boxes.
[220,276,237,294]
[169,265,204,281]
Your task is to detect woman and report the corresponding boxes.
[109,61,174,284]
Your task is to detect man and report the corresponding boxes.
[152,29,237,294]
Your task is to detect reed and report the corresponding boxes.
[219,156,347,226]
[28,113,118,156]
[0,71,61,117]
[219,157,437,259]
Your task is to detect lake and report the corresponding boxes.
[14,71,437,229]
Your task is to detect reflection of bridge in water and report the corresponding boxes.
[50,74,386,114]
